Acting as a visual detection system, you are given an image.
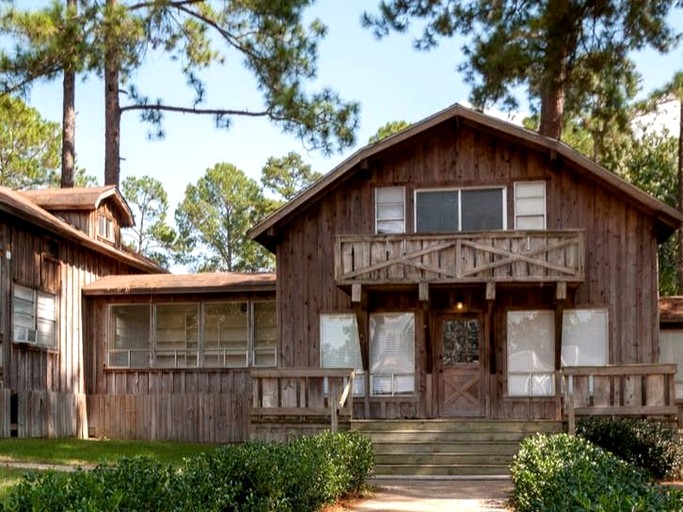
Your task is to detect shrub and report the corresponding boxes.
[2,431,374,512]
[577,417,683,480]
[510,433,683,512]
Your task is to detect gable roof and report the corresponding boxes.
[0,186,163,273]
[20,186,135,227]
[249,103,683,251]
[83,272,276,296]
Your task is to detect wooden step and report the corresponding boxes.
[351,419,563,477]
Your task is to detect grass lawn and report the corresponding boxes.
[0,438,217,466]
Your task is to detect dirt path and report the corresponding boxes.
[346,478,513,512]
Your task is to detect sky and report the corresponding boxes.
[18,0,683,213]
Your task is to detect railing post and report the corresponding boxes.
[567,374,576,435]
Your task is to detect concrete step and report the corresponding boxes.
[376,463,511,477]
[372,441,520,455]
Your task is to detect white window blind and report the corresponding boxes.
[514,181,546,230]
[507,310,554,396]
[320,313,364,395]
[375,187,405,234]
[561,309,608,367]
[370,312,415,396]
[36,292,56,348]
[659,331,683,398]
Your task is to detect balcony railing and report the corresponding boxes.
[335,230,585,286]
[561,364,679,434]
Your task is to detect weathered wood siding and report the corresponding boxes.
[276,120,661,420]
[2,217,146,438]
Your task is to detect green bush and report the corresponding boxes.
[510,433,683,512]
[577,417,683,480]
[1,431,374,512]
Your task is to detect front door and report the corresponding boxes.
[437,314,485,417]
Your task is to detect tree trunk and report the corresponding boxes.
[60,0,77,188]
[104,0,121,186]
[539,77,565,140]
[677,99,683,294]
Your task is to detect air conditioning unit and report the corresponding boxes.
[15,327,37,344]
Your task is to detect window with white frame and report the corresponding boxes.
[98,214,115,242]
[659,330,683,399]
[507,310,554,396]
[415,187,505,233]
[13,285,57,349]
[154,304,199,368]
[107,300,276,369]
[561,309,608,368]
[375,187,405,234]
[514,181,546,230]
[370,312,415,396]
[320,313,364,395]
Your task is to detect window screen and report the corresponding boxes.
[660,331,683,398]
[154,304,199,368]
[507,310,554,396]
[253,301,277,367]
[110,305,150,367]
[415,191,459,232]
[370,312,415,395]
[515,182,546,229]
[561,309,608,367]
[461,189,504,230]
[204,302,248,367]
[376,187,405,234]
[320,313,364,395]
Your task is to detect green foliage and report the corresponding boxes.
[368,120,411,144]
[2,432,374,512]
[577,417,683,481]
[261,152,322,202]
[0,94,60,189]
[121,175,177,268]
[175,162,277,272]
[510,433,683,512]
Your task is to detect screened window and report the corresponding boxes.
[253,302,277,367]
[370,312,415,396]
[110,305,150,367]
[154,304,199,368]
[415,188,505,233]
[507,310,554,396]
[514,182,546,230]
[660,330,683,399]
[561,309,608,367]
[13,285,57,349]
[204,302,248,367]
[320,313,364,395]
[375,187,405,234]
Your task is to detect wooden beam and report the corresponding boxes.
[486,281,496,301]
[351,283,362,303]
[419,282,429,302]
[556,281,567,301]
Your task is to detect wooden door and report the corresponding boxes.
[437,314,485,417]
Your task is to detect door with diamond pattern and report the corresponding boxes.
[438,314,485,417]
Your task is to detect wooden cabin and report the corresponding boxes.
[0,186,162,438]
[82,273,276,443]
[249,104,683,427]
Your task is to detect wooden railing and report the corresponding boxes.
[561,364,678,434]
[335,230,585,286]
[250,368,355,433]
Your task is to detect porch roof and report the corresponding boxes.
[83,272,276,296]
[660,296,683,325]
[249,103,683,252]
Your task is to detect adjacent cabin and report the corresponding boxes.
[249,104,683,427]
[0,186,162,437]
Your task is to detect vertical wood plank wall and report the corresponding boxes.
[2,218,145,438]
[276,119,661,420]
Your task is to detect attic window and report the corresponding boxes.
[98,215,114,242]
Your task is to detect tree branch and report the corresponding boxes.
[120,102,286,119]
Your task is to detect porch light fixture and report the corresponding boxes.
[455,293,464,311]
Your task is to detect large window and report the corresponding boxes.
[320,313,364,395]
[370,312,415,396]
[561,309,608,368]
[108,300,276,369]
[507,310,554,396]
[659,330,683,399]
[375,187,405,234]
[415,188,505,233]
[514,181,546,229]
[13,285,57,349]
